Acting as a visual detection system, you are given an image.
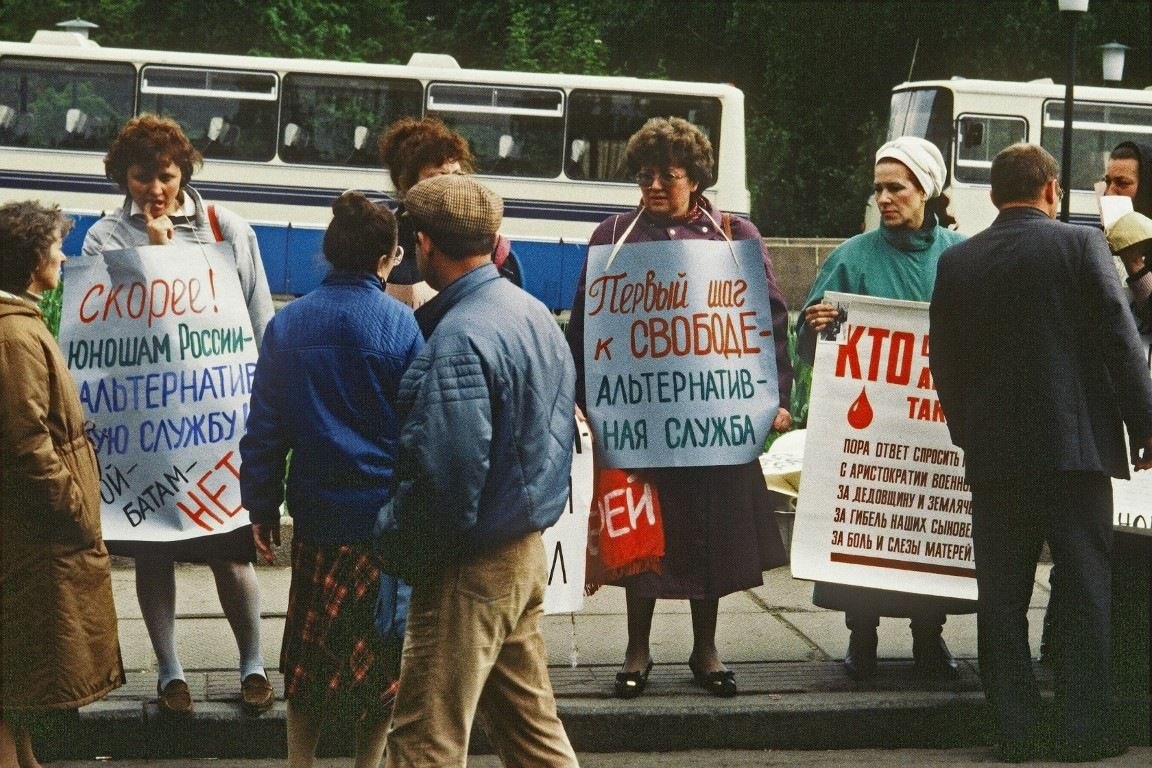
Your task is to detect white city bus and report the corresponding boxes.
[872,77,1152,234]
[0,28,750,310]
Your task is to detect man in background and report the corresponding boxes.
[930,142,1152,763]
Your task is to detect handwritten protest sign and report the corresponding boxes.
[61,244,257,542]
[543,418,593,614]
[792,292,977,601]
[582,238,779,467]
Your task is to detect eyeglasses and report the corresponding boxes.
[635,170,688,188]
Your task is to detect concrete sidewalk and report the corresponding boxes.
[43,558,1146,759]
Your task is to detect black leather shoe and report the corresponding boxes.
[688,656,737,698]
[843,628,878,680]
[913,634,960,679]
[614,660,653,699]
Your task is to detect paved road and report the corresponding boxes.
[49,746,1151,767]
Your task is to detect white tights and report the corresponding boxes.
[134,556,265,686]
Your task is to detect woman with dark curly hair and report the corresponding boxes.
[378,116,520,308]
[565,117,794,699]
[241,190,422,768]
[1,200,124,768]
[81,114,275,716]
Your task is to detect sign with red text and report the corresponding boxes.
[60,244,256,542]
[792,293,977,601]
[1115,332,1152,536]
[582,238,780,467]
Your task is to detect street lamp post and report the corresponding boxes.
[1099,41,1130,83]
[1059,0,1089,223]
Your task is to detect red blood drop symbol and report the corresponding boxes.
[847,387,873,430]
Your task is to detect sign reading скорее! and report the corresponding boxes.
[61,243,256,543]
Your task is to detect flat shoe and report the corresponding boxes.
[614,659,653,699]
[691,654,737,695]
[241,672,275,715]
[157,678,193,715]
[688,657,737,698]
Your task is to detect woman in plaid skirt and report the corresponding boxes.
[240,191,423,767]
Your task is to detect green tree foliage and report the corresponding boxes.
[506,1,608,75]
[1,0,1146,235]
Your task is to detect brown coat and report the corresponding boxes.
[0,294,123,710]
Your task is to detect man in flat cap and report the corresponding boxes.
[378,174,579,767]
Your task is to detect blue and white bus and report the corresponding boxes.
[870,76,1152,234]
[0,27,750,311]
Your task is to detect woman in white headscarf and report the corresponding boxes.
[798,136,976,681]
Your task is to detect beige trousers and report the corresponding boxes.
[384,532,578,768]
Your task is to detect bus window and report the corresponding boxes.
[886,87,953,163]
[429,83,565,178]
[566,91,722,182]
[138,65,279,162]
[955,114,1027,184]
[0,57,134,150]
[1042,100,1152,190]
[281,73,422,167]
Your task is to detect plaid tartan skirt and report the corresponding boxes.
[281,539,398,719]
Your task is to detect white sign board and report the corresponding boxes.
[61,244,256,542]
[581,238,779,467]
[792,293,977,601]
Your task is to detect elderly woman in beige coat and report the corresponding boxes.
[0,200,124,768]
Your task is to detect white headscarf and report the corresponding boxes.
[875,137,947,199]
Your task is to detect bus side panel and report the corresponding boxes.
[512,239,587,313]
[63,214,100,256]
[282,225,327,295]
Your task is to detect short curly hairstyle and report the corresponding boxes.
[0,201,73,294]
[103,114,202,191]
[625,117,715,189]
[377,117,474,194]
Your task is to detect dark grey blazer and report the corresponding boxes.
[929,206,1152,484]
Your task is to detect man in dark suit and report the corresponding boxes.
[930,143,1152,763]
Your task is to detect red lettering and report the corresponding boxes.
[196,451,243,518]
[79,283,104,323]
[177,490,224,532]
[835,326,866,379]
[593,336,613,361]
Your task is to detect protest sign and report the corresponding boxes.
[581,238,779,467]
[1115,332,1152,535]
[543,417,593,614]
[792,292,977,601]
[60,244,257,543]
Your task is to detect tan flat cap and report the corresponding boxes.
[404,174,503,241]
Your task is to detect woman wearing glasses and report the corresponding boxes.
[81,114,276,716]
[240,191,422,768]
[566,117,794,698]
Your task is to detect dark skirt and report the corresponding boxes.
[281,539,397,720]
[614,460,787,600]
[106,524,256,563]
[812,582,977,619]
